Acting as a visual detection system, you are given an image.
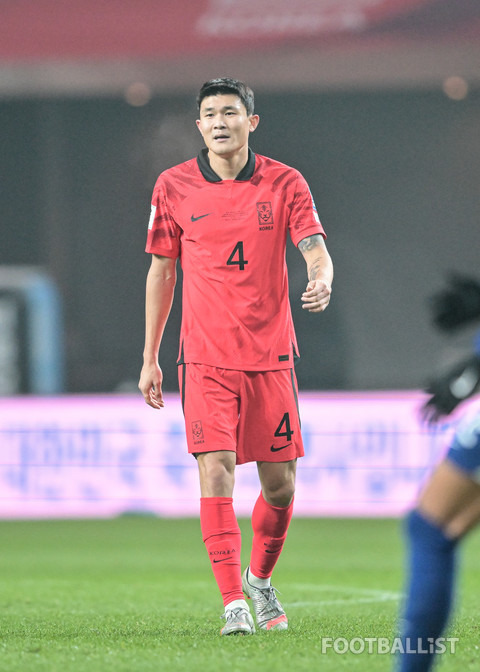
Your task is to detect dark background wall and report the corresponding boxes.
[2,88,479,393]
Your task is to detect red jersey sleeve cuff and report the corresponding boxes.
[145,245,179,258]
[292,225,326,249]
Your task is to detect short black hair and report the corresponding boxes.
[197,77,255,116]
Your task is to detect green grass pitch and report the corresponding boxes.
[0,517,479,671]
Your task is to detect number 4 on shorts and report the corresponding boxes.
[274,412,294,442]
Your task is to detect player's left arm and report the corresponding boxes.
[298,234,333,313]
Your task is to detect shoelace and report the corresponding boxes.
[221,607,248,622]
[252,586,282,617]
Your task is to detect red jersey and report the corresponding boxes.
[146,149,325,371]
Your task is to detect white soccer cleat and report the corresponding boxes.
[242,567,288,631]
[220,606,256,636]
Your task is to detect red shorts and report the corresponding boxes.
[178,363,304,465]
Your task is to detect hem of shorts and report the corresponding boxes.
[236,450,304,466]
[189,445,236,456]
[190,448,304,464]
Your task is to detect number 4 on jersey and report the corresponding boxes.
[226,241,248,271]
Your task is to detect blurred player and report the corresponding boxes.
[138,78,333,635]
[397,274,480,671]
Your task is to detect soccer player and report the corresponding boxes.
[397,274,480,671]
[138,77,333,635]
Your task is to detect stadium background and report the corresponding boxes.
[1,0,480,518]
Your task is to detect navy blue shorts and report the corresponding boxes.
[447,410,480,482]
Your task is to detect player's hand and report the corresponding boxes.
[301,279,332,313]
[430,273,480,332]
[138,362,165,409]
[421,355,480,424]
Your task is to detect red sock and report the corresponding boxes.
[250,492,294,579]
[200,497,244,607]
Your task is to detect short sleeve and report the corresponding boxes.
[145,177,181,258]
[288,172,326,248]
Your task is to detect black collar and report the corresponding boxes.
[197,148,256,183]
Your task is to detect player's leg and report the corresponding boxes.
[252,459,296,573]
[242,460,296,631]
[197,450,236,497]
[180,364,254,635]
[238,369,302,631]
[198,451,254,635]
[397,459,480,672]
[418,459,480,537]
[246,370,300,577]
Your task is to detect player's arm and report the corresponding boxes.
[298,234,333,313]
[138,254,177,409]
[422,353,480,423]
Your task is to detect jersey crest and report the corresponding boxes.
[256,201,273,231]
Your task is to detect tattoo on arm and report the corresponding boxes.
[298,234,324,253]
[298,235,327,281]
[298,233,333,284]
[308,258,324,282]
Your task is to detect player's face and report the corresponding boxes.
[196,94,259,159]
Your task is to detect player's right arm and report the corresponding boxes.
[138,254,177,409]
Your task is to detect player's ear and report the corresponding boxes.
[249,115,260,133]
[196,119,206,141]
